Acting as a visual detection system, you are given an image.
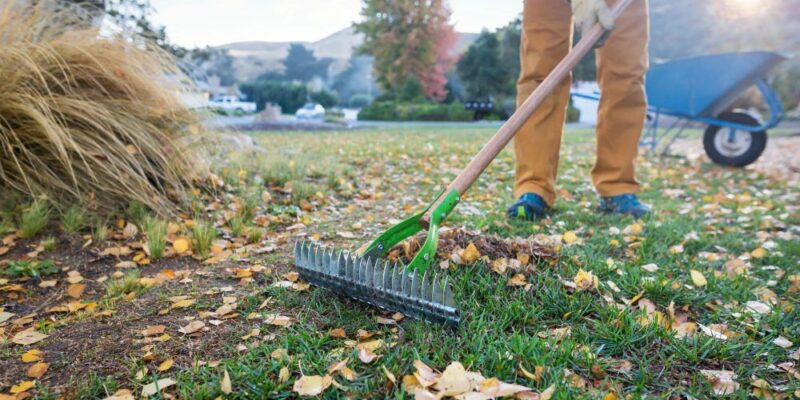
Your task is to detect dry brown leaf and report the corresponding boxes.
[329,328,347,338]
[433,362,470,396]
[67,283,86,299]
[460,243,481,264]
[141,325,166,337]
[141,378,176,397]
[221,368,232,394]
[27,362,48,378]
[103,389,135,400]
[170,299,195,309]
[478,377,533,397]
[700,369,739,395]
[292,375,332,396]
[179,320,205,334]
[12,329,48,345]
[414,360,440,387]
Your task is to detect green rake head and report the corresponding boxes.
[293,189,461,325]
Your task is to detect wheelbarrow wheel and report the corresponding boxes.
[703,112,767,167]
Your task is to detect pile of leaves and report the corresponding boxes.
[0,0,198,215]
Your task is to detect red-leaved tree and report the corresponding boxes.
[355,0,457,102]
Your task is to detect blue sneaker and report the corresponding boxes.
[599,194,649,218]
[507,193,549,220]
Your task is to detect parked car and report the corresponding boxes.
[295,102,325,120]
[208,96,257,114]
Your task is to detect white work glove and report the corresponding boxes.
[571,0,615,39]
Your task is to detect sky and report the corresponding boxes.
[149,0,522,48]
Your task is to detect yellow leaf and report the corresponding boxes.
[340,366,357,381]
[10,380,35,394]
[157,358,173,372]
[750,247,767,259]
[563,231,579,245]
[460,243,481,264]
[178,320,205,334]
[292,375,332,396]
[573,269,598,291]
[329,328,347,338]
[690,270,707,287]
[141,325,166,337]
[172,237,190,253]
[279,367,290,383]
[21,349,43,363]
[27,362,48,378]
[170,299,195,309]
[540,385,555,400]
[221,368,232,394]
[382,365,396,384]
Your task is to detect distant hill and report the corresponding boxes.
[217,27,478,83]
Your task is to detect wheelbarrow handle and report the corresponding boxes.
[421,0,635,226]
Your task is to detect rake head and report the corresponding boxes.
[294,240,460,326]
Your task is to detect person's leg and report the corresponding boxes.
[592,0,649,197]
[513,0,573,207]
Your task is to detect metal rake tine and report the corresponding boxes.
[443,276,456,308]
[365,257,375,289]
[421,270,432,302]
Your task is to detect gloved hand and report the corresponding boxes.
[571,0,615,38]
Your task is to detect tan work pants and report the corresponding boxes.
[513,0,649,205]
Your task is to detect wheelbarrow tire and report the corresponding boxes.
[703,112,767,167]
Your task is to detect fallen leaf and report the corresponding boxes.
[382,365,396,384]
[21,349,43,363]
[292,375,332,396]
[141,325,166,337]
[141,378,176,397]
[103,389,135,400]
[433,362,470,396]
[329,328,347,338]
[179,320,205,334]
[27,362,48,378]
[700,369,739,396]
[750,247,767,259]
[690,270,707,287]
[170,299,195,309]
[10,380,35,394]
[641,263,659,273]
[774,336,793,349]
[67,283,86,299]
[279,367,290,383]
[460,243,481,264]
[172,237,191,253]
[221,368,232,394]
[12,329,48,345]
[563,231,579,245]
[573,269,598,291]
[157,358,173,372]
[746,300,771,315]
[478,377,533,397]
[414,360,440,387]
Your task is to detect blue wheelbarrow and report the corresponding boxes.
[573,51,789,167]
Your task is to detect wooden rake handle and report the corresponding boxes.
[422,0,634,224]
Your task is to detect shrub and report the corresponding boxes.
[348,94,372,108]
[358,101,473,122]
[567,98,581,123]
[0,1,197,215]
[310,90,339,109]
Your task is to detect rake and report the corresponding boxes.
[295,0,634,325]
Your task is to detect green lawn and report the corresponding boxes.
[3,125,798,399]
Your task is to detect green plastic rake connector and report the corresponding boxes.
[360,189,460,274]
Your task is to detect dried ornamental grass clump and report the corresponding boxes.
[0,0,199,215]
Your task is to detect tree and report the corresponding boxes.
[104,0,186,56]
[354,0,457,102]
[457,30,510,99]
[283,44,332,83]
